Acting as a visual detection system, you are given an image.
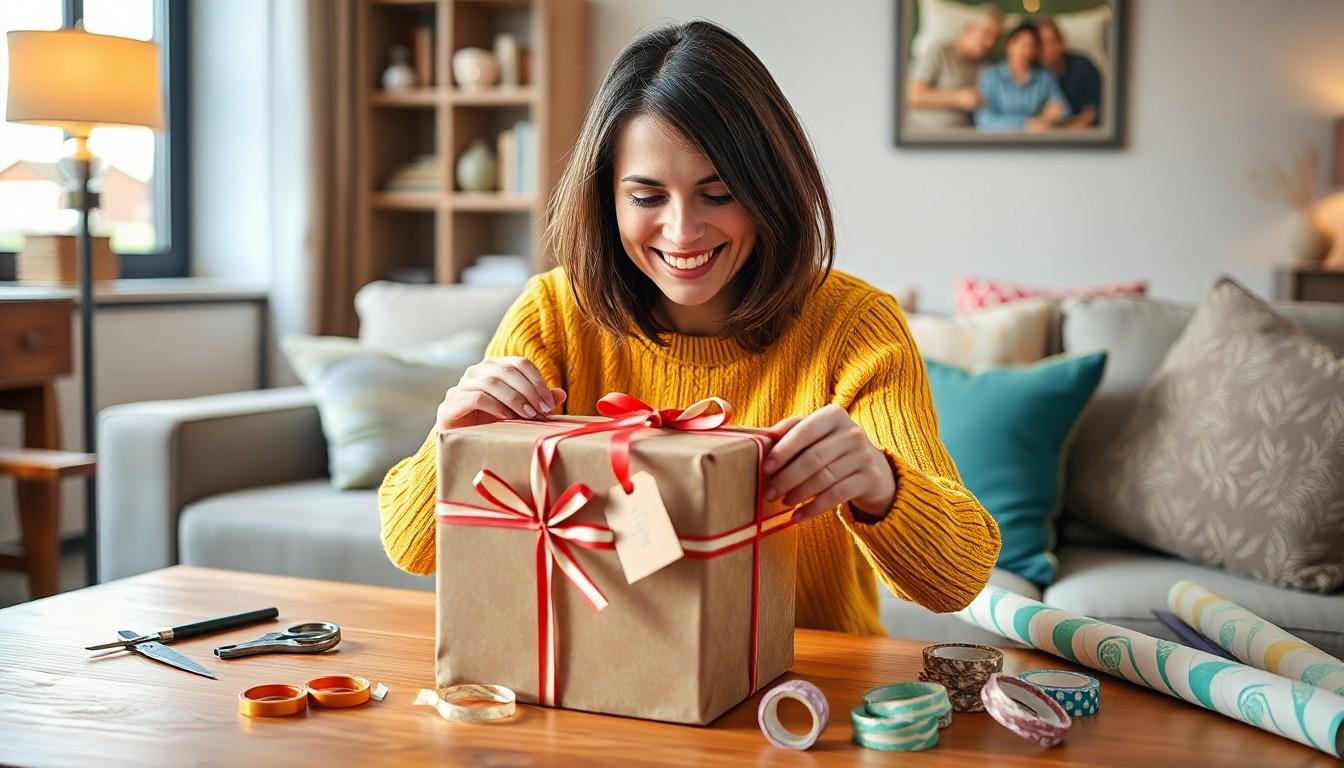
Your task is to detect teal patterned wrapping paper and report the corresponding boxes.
[958,586,1344,758]
[1169,580,1344,697]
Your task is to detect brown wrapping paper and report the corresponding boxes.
[435,417,797,725]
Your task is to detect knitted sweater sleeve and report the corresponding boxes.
[377,274,561,575]
[832,292,1001,612]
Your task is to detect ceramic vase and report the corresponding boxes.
[452,48,500,91]
[381,45,416,91]
[456,139,498,192]
[1288,208,1333,265]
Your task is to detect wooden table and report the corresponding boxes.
[0,567,1334,766]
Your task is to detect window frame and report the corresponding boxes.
[0,0,190,280]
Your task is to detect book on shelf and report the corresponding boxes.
[384,154,441,193]
[16,234,118,284]
[411,25,434,87]
[513,119,535,196]
[497,128,516,194]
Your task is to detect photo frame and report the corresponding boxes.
[894,0,1127,148]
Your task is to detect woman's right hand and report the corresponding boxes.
[435,356,567,431]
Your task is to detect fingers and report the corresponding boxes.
[779,439,870,507]
[763,405,845,475]
[791,473,870,524]
[549,388,568,408]
[463,358,549,419]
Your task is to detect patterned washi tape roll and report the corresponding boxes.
[757,679,831,750]
[849,704,941,752]
[921,642,1004,713]
[1019,669,1100,717]
[981,673,1072,747]
[862,681,952,722]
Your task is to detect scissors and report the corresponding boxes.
[213,622,342,659]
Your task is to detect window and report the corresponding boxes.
[0,0,189,279]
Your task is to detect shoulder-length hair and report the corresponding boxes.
[543,20,835,352]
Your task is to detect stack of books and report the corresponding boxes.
[17,234,119,284]
[496,119,536,197]
[385,154,441,192]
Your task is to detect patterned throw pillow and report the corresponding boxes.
[956,276,1147,314]
[282,332,487,490]
[906,299,1053,371]
[1072,278,1344,593]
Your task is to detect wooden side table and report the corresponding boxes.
[0,297,90,598]
[1275,265,1344,303]
[0,449,95,597]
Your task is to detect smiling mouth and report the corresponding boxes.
[651,243,726,272]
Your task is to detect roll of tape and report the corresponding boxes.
[306,675,372,708]
[239,684,307,718]
[849,704,941,751]
[937,710,952,730]
[862,682,951,722]
[756,679,830,750]
[921,643,1003,713]
[981,673,1072,747]
[414,684,517,722]
[1018,669,1100,717]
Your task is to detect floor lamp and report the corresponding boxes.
[5,27,163,586]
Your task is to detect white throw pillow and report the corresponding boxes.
[906,299,1054,370]
[282,331,487,489]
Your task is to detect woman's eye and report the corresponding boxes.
[704,193,733,206]
[628,194,664,208]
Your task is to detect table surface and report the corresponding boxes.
[0,566,1334,767]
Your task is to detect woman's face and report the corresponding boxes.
[612,113,756,313]
[1005,32,1039,67]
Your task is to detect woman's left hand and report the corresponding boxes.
[762,404,897,524]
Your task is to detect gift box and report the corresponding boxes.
[434,396,798,724]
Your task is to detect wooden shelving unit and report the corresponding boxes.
[355,0,587,285]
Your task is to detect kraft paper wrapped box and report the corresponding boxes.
[434,414,798,725]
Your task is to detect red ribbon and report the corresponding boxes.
[436,393,792,707]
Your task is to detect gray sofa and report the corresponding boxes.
[98,281,1344,656]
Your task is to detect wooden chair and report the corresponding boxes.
[0,449,95,599]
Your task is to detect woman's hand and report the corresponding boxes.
[435,356,566,431]
[762,404,897,524]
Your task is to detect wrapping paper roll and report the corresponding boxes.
[958,585,1344,758]
[1169,580,1344,696]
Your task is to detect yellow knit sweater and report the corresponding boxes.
[379,268,1000,635]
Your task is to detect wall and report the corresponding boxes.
[587,0,1344,312]
[190,0,306,384]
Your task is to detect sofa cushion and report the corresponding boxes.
[1046,546,1344,659]
[881,567,1036,646]
[282,333,486,490]
[355,281,521,349]
[1060,293,1344,547]
[907,299,1053,370]
[1071,279,1344,592]
[178,480,432,591]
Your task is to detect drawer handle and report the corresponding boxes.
[20,330,46,351]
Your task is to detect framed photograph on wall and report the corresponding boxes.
[895,0,1126,148]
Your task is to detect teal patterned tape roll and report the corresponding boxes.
[959,586,1344,758]
[850,682,949,752]
[863,682,952,721]
[849,705,940,751]
[1019,669,1100,717]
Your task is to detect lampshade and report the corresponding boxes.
[5,28,163,135]
[1334,117,1344,187]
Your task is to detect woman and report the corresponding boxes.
[975,22,1072,132]
[380,21,1000,635]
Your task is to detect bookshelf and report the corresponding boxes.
[355,0,587,285]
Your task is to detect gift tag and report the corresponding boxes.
[604,471,684,584]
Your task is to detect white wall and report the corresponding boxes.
[190,0,306,384]
[588,0,1344,312]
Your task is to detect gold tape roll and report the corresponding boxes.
[307,675,372,708]
[239,684,307,717]
[414,684,517,722]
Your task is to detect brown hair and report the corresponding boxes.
[542,20,835,352]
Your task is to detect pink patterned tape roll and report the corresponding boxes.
[757,679,831,750]
[980,673,1072,747]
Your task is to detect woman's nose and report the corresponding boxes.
[661,198,704,247]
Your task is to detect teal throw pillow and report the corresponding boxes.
[925,352,1107,585]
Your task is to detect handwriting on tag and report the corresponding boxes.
[604,471,684,584]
